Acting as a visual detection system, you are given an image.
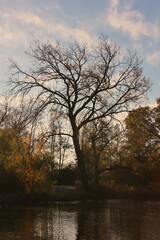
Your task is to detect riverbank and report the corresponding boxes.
[1,185,160,205]
[0,186,87,205]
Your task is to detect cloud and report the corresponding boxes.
[147,51,160,66]
[106,0,159,40]
[0,7,95,50]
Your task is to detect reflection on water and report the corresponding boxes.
[0,200,160,239]
[0,203,77,240]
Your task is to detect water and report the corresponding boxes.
[0,200,160,239]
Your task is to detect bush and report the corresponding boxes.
[54,164,77,186]
[0,167,24,193]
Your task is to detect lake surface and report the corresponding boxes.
[0,200,160,239]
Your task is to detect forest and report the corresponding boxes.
[0,36,159,199]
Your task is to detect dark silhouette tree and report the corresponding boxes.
[9,36,150,190]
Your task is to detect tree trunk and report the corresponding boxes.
[72,128,89,190]
[94,161,100,191]
[92,138,100,191]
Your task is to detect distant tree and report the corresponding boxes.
[9,36,150,190]
[0,127,48,192]
[81,119,122,189]
[54,162,77,186]
[0,96,41,134]
[48,111,72,170]
[15,132,47,192]
[0,97,52,192]
[123,100,160,185]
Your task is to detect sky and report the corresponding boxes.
[0,0,160,104]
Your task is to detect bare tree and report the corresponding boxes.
[48,110,72,170]
[0,96,40,133]
[81,117,124,190]
[9,36,150,190]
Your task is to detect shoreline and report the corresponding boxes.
[1,188,160,206]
